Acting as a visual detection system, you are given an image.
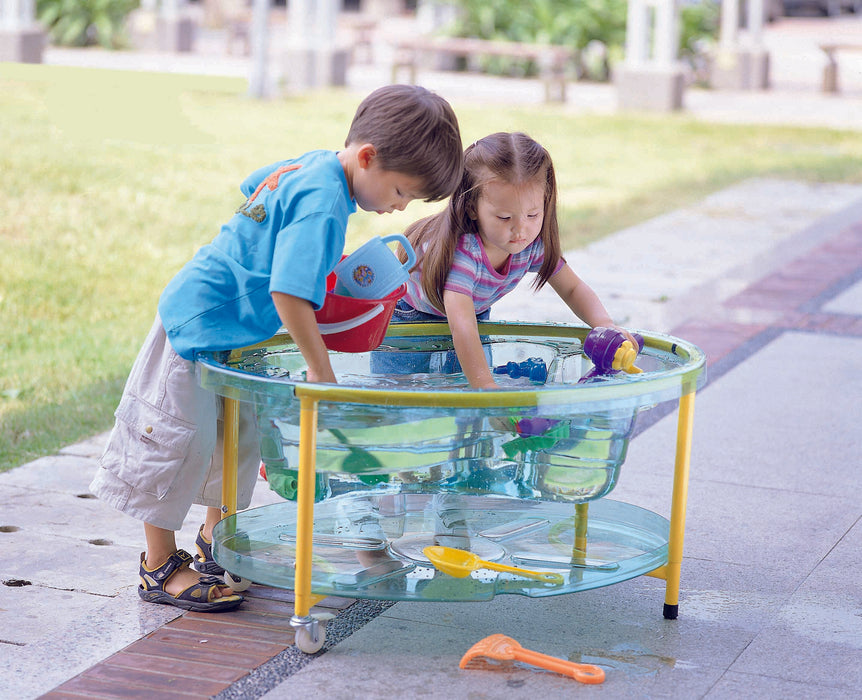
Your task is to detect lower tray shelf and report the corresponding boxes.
[212,493,669,601]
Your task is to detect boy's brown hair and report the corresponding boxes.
[345,84,463,203]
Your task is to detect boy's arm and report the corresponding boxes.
[271,292,336,384]
[548,264,637,344]
[443,290,498,390]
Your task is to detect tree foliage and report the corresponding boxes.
[447,0,719,81]
[37,0,139,48]
[451,0,628,50]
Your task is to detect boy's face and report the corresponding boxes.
[353,156,426,215]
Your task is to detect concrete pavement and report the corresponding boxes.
[3,13,862,700]
[3,178,860,699]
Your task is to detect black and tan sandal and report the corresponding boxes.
[138,549,242,612]
[193,525,226,577]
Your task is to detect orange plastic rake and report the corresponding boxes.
[459,634,605,684]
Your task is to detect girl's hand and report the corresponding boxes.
[443,290,498,390]
[609,325,640,350]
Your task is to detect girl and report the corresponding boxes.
[386,131,635,388]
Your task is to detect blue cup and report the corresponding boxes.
[333,234,417,299]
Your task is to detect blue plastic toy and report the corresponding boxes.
[493,357,548,384]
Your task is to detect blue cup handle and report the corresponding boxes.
[381,233,416,272]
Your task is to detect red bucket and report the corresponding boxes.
[314,268,406,352]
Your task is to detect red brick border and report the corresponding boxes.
[672,224,862,366]
[40,586,354,699]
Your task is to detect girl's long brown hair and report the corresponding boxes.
[400,132,561,313]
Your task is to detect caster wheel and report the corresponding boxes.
[224,572,252,592]
[295,625,326,653]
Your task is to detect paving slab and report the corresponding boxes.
[3,172,861,698]
[823,278,862,314]
[259,323,862,698]
[2,587,180,699]
[492,180,862,331]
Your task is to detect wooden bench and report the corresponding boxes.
[390,36,575,103]
[819,43,862,93]
[340,13,378,65]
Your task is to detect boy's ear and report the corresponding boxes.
[356,143,377,169]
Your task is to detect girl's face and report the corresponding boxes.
[473,177,545,268]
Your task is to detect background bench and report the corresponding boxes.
[390,36,575,103]
[820,43,862,93]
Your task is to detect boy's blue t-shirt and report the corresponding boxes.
[159,150,356,360]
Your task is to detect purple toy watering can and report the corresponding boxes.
[582,326,644,379]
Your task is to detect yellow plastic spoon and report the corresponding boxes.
[424,546,563,584]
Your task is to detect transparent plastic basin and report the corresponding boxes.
[198,322,706,505]
[213,493,672,600]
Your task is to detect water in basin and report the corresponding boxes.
[237,335,648,504]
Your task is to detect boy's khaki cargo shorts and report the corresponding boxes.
[90,315,260,531]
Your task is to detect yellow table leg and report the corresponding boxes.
[221,397,240,523]
[663,391,696,619]
[294,394,319,620]
[572,502,589,563]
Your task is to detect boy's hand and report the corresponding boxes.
[271,292,337,384]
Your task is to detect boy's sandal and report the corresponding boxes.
[138,549,242,613]
[193,525,226,577]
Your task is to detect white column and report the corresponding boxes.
[0,0,45,62]
[284,0,346,91]
[248,0,271,97]
[1,0,34,31]
[155,0,194,52]
[719,0,739,50]
[416,0,458,34]
[617,0,685,111]
[161,0,180,20]
[653,0,680,67]
[746,0,764,46]
[624,0,649,66]
[712,0,769,90]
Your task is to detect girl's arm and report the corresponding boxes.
[549,264,636,343]
[271,292,337,384]
[443,290,498,389]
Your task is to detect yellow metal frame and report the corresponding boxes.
[219,386,697,620]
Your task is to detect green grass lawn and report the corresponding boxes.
[2,62,862,473]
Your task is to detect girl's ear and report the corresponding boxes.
[356,143,377,170]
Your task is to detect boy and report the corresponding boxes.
[90,85,463,612]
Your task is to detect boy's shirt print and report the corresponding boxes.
[159,150,355,361]
[236,164,303,223]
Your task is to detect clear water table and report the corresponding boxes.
[196,321,706,652]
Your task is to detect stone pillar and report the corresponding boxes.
[416,0,458,34]
[0,0,46,63]
[248,0,270,97]
[711,0,770,90]
[283,0,348,91]
[156,0,195,53]
[128,0,159,51]
[745,0,770,89]
[616,0,685,111]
